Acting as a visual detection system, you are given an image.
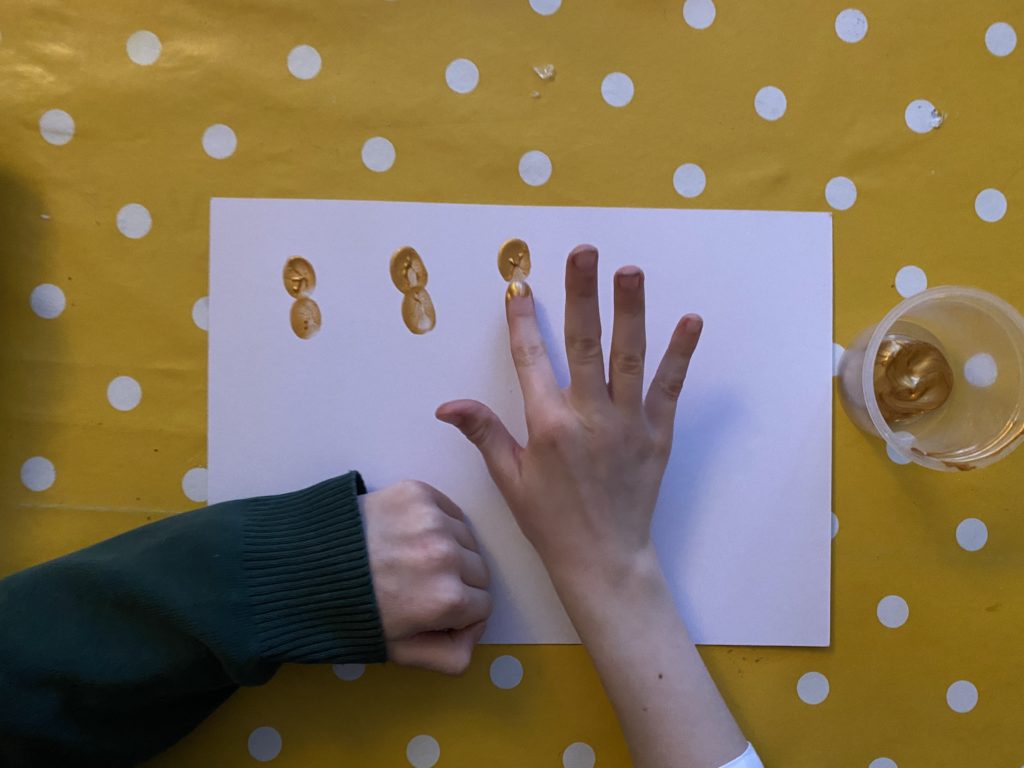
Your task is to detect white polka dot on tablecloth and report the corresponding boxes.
[894,265,927,297]
[107,376,142,411]
[797,671,829,704]
[192,296,209,331]
[985,22,1017,57]
[21,456,56,492]
[519,150,552,186]
[832,342,845,376]
[825,176,857,210]
[288,44,321,79]
[956,518,988,551]
[974,188,1007,223]
[247,726,282,761]
[445,58,479,94]
[831,512,839,539]
[673,163,706,198]
[946,680,978,713]
[126,30,161,65]
[30,284,66,319]
[202,124,237,159]
[601,72,634,107]
[332,663,365,681]
[877,595,909,629]
[562,742,596,768]
[754,86,787,121]
[529,0,561,15]
[117,204,152,239]
[886,431,915,465]
[869,759,897,768]
[489,655,524,689]
[835,9,867,43]
[886,443,912,465]
[39,109,75,145]
[964,353,998,387]
[682,0,716,30]
[904,99,942,133]
[362,137,396,173]
[182,467,208,502]
[406,735,440,768]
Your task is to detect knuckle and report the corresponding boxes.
[651,430,673,457]
[658,376,685,400]
[433,581,468,616]
[463,414,492,446]
[565,334,603,364]
[417,509,447,537]
[611,351,646,377]
[444,652,472,677]
[531,415,572,447]
[511,342,547,368]
[396,478,429,501]
[425,536,459,570]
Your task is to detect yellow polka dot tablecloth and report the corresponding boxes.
[2,1,1023,765]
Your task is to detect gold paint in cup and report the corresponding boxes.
[873,335,954,425]
[838,286,1024,471]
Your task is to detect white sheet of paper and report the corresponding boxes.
[208,198,832,646]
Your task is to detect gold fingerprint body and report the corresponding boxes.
[290,296,322,339]
[873,335,954,425]
[390,246,436,334]
[283,256,317,298]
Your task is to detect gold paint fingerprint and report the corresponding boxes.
[283,256,316,298]
[290,296,322,339]
[390,246,436,335]
[873,334,953,426]
[499,238,532,301]
[498,238,531,282]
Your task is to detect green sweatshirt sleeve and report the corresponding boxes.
[0,471,387,768]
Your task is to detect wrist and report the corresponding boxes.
[551,546,674,635]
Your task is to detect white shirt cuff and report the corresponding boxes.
[718,743,763,768]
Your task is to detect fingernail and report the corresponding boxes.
[617,268,642,289]
[571,246,597,272]
[505,280,532,302]
[683,314,703,333]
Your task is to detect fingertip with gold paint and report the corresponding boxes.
[505,280,532,302]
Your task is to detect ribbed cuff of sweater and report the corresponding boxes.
[242,472,387,664]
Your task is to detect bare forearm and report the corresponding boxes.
[555,550,747,768]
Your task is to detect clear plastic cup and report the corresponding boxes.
[838,286,1024,471]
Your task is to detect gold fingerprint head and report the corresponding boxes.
[290,297,322,339]
[283,256,317,298]
[498,238,531,282]
[390,246,429,292]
